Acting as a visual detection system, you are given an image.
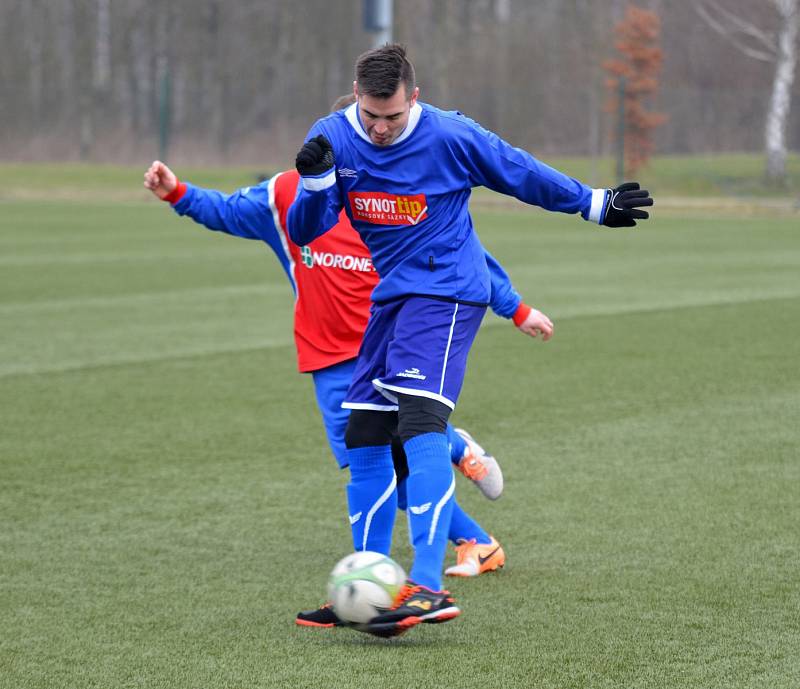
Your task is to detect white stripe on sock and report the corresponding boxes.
[362,473,397,551]
[427,475,456,546]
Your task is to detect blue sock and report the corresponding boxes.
[399,481,489,545]
[446,424,467,467]
[346,446,397,555]
[404,432,454,591]
[448,501,492,544]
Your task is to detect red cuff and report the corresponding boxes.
[162,181,187,204]
[512,302,532,327]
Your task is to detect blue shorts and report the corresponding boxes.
[342,296,486,412]
[311,358,357,468]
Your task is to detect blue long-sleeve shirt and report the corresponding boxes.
[288,101,607,304]
[170,174,522,318]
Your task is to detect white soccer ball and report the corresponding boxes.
[327,551,406,624]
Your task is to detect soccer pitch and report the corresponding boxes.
[1,167,799,688]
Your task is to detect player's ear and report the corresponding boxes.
[409,86,419,106]
[353,81,358,99]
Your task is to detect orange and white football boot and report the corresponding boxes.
[444,535,506,577]
[454,428,504,500]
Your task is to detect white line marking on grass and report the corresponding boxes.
[0,248,260,267]
[0,341,293,379]
[481,291,800,329]
[3,294,799,380]
[0,284,289,314]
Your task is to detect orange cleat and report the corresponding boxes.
[444,535,506,577]
[454,428,504,500]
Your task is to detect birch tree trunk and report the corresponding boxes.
[765,0,799,181]
[697,0,799,182]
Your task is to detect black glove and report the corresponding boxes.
[602,182,653,227]
[295,135,335,176]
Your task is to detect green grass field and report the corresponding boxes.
[1,162,799,688]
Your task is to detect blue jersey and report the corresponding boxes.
[172,178,522,318]
[288,101,608,304]
[172,181,296,288]
[169,175,523,369]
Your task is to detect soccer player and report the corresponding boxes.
[288,44,653,637]
[142,136,549,626]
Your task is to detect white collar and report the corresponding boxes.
[344,102,422,146]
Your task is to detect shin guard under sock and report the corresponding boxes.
[403,432,454,590]
[346,445,397,555]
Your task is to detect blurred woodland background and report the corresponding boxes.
[1,0,797,177]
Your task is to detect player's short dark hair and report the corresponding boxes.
[330,93,356,113]
[355,43,416,100]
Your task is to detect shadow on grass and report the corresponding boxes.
[296,627,467,649]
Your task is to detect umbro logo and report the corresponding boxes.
[409,502,432,515]
[338,167,358,178]
[349,511,362,525]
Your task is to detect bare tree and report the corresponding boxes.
[94,0,111,92]
[129,9,153,138]
[697,0,799,181]
[55,0,77,124]
[2,0,798,165]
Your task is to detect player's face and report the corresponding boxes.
[355,84,419,146]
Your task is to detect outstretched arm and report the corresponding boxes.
[143,161,296,286]
[459,117,653,227]
[145,160,276,240]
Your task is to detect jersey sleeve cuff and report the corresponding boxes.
[301,169,336,192]
[163,181,187,204]
[585,188,609,224]
[512,302,532,327]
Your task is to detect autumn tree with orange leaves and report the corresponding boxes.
[604,6,667,175]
